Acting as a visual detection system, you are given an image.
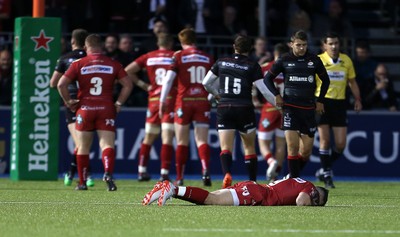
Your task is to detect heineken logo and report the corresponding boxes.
[28,59,51,172]
[31,29,54,52]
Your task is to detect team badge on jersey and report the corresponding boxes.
[176,108,183,118]
[261,118,271,128]
[76,114,83,125]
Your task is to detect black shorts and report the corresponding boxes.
[282,106,317,137]
[217,105,256,133]
[318,99,347,127]
[65,108,76,124]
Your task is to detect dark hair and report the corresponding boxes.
[153,17,168,26]
[157,33,174,48]
[233,34,252,54]
[72,28,88,48]
[274,43,289,55]
[355,40,371,51]
[322,31,340,43]
[290,30,308,42]
[317,186,329,206]
[105,33,120,43]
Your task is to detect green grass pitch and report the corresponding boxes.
[1,178,399,237]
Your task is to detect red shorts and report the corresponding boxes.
[174,98,210,125]
[258,104,282,132]
[75,99,116,132]
[228,181,267,206]
[146,98,175,124]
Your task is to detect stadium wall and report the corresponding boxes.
[0,107,399,178]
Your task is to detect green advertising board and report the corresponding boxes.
[10,17,61,180]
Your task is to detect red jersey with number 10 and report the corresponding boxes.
[168,46,213,101]
[64,53,127,102]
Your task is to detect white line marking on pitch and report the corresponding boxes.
[163,228,400,234]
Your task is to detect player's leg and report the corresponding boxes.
[273,129,286,178]
[285,130,301,178]
[239,129,257,181]
[97,130,117,191]
[75,130,93,190]
[174,123,190,185]
[331,126,347,162]
[160,122,175,181]
[156,180,234,206]
[138,123,160,181]
[258,131,276,181]
[194,123,212,186]
[218,129,235,188]
[64,122,78,186]
[317,124,334,183]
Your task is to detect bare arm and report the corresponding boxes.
[202,70,219,99]
[57,75,79,112]
[159,70,177,118]
[348,78,362,112]
[50,71,63,88]
[115,75,133,113]
[296,192,312,206]
[125,62,150,91]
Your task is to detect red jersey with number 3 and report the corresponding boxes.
[168,47,213,102]
[135,49,176,99]
[64,53,127,102]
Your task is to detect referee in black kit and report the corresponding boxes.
[263,30,330,178]
[202,34,264,188]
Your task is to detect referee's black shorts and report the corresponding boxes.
[319,98,347,127]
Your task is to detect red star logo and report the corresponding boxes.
[31,30,54,52]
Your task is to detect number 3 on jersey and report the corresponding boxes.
[223,76,241,94]
[90,77,103,95]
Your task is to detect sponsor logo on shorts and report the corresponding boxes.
[283,113,291,127]
[105,119,115,126]
[80,105,106,110]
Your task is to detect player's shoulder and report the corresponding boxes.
[339,53,353,63]
[173,50,182,57]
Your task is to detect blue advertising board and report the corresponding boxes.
[0,107,399,178]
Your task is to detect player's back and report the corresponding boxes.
[137,49,175,97]
[56,49,87,99]
[66,54,125,101]
[173,47,213,99]
[215,54,262,106]
[264,178,315,206]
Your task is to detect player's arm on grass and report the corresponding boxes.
[296,192,312,206]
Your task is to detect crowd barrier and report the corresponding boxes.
[0,107,399,178]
